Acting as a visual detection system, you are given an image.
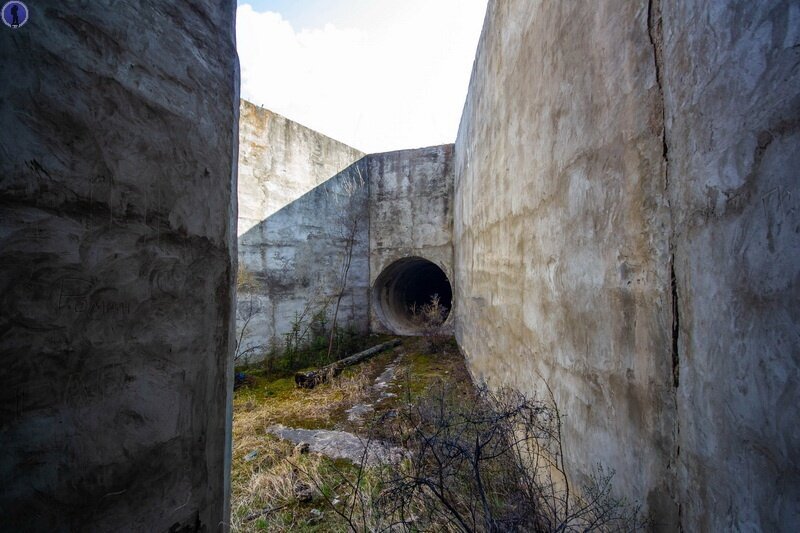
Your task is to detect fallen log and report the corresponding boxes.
[294,339,402,389]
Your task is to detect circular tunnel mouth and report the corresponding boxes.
[373,257,452,335]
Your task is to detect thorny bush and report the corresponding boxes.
[309,381,647,532]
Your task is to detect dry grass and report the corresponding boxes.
[230,339,474,532]
[230,437,342,532]
[230,339,643,532]
[234,368,370,436]
[231,367,378,531]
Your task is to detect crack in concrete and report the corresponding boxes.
[648,0,679,393]
[649,3,683,530]
[670,255,680,390]
[647,0,669,192]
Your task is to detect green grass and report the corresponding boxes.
[237,331,395,381]
[231,334,471,532]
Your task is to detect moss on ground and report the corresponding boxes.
[231,334,472,532]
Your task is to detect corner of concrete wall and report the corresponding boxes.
[454,0,678,524]
[0,2,239,530]
[367,145,455,334]
[236,105,366,361]
[237,128,456,344]
[224,3,242,526]
[237,101,365,232]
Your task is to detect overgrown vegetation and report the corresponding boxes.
[320,382,647,532]
[231,338,467,531]
[409,293,450,353]
[235,290,384,380]
[235,162,369,373]
[231,337,645,532]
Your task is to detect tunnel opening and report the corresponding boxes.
[373,257,453,335]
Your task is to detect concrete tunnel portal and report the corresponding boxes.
[373,257,453,335]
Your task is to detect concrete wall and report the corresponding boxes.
[237,102,365,359]
[368,146,455,334]
[0,2,239,531]
[237,161,370,360]
[238,101,364,236]
[453,0,799,530]
[237,109,453,350]
[661,1,800,530]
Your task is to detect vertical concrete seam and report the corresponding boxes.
[669,254,680,390]
[648,0,680,390]
[647,0,669,191]
[648,0,679,389]
[366,155,373,330]
[649,1,683,530]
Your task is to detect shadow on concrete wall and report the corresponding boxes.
[235,159,371,361]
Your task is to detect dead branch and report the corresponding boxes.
[294,339,401,389]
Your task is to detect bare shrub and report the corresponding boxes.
[410,293,449,353]
[327,162,367,361]
[314,381,647,532]
[235,264,265,364]
[237,263,259,292]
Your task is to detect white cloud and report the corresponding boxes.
[236,1,488,153]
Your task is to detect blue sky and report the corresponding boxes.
[236,1,488,152]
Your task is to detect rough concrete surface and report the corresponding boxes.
[453,0,799,530]
[236,121,454,351]
[368,146,455,334]
[237,101,364,237]
[0,2,239,531]
[4,0,791,529]
[237,103,367,359]
[454,0,677,526]
[661,1,800,530]
[237,160,371,360]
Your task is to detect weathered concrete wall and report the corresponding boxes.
[454,0,799,530]
[237,161,370,360]
[236,136,453,352]
[237,103,365,359]
[661,1,800,530]
[368,146,455,334]
[454,1,677,526]
[238,101,364,235]
[0,2,238,531]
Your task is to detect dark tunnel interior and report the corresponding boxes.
[373,257,452,335]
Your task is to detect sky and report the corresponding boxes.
[236,0,489,153]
